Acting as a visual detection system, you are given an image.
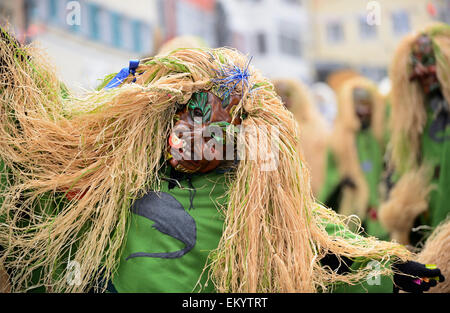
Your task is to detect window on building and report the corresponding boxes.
[279,33,301,57]
[110,12,122,48]
[48,0,58,22]
[140,24,153,54]
[326,21,344,44]
[358,15,377,39]
[215,2,230,46]
[88,3,100,40]
[392,10,410,36]
[256,32,267,55]
[438,1,450,23]
[132,20,142,53]
[278,22,302,57]
[283,0,302,5]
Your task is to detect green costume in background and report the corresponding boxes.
[420,103,450,228]
[319,129,389,241]
[379,27,450,247]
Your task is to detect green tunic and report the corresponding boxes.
[356,130,389,241]
[111,167,394,293]
[419,107,450,228]
[112,169,227,293]
[324,223,393,293]
[1,160,395,293]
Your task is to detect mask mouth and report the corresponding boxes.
[167,124,226,174]
[355,106,371,129]
[359,117,371,130]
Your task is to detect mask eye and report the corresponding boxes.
[193,108,203,117]
[222,94,231,108]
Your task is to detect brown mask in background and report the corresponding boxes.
[167,91,241,174]
[353,87,373,130]
[410,34,440,94]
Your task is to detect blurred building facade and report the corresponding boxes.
[2,0,448,90]
[157,0,312,83]
[1,0,158,94]
[308,0,448,82]
[0,0,31,40]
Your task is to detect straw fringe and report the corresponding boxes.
[272,78,330,196]
[378,167,433,245]
[416,219,450,293]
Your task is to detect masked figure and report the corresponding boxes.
[379,24,450,246]
[319,77,389,241]
[272,78,330,196]
[0,28,444,293]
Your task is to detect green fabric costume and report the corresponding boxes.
[112,168,227,293]
[0,161,395,293]
[108,166,394,293]
[415,100,450,229]
[319,130,389,241]
[387,91,450,244]
[421,110,450,227]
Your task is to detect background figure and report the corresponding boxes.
[319,76,389,240]
[273,78,331,196]
[379,23,450,247]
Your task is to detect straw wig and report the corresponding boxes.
[417,219,450,293]
[0,31,411,292]
[272,78,330,196]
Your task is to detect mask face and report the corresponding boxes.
[410,34,440,94]
[353,87,372,130]
[167,91,242,174]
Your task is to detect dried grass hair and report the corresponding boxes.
[272,78,330,196]
[389,23,450,174]
[0,32,412,293]
[416,218,450,293]
[330,76,386,219]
